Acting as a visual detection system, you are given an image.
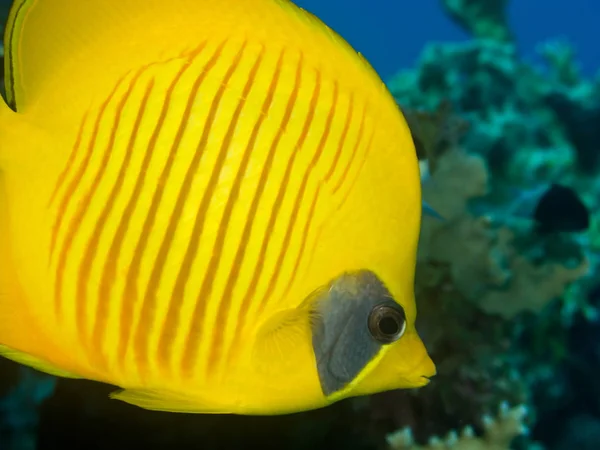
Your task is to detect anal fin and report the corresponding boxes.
[109,388,232,414]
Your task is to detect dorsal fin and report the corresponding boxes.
[3,0,385,113]
[4,0,173,112]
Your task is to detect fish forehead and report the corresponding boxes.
[23,37,403,386]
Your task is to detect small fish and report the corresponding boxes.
[510,183,589,234]
[534,184,589,233]
[0,0,434,414]
[423,200,444,220]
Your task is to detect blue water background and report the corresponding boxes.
[294,0,599,79]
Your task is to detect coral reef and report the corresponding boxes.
[413,110,588,319]
[374,27,598,448]
[366,136,584,448]
[440,0,512,42]
[389,38,600,194]
[386,403,530,450]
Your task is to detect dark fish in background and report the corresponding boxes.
[534,184,590,233]
[508,183,590,234]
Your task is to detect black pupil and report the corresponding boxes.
[378,315,399,336]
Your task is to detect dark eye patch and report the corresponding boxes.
[310,270,405,396]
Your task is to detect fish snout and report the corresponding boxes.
[412,353,436,387]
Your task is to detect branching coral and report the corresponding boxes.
[478,252,589,319]
[407,99,588,318]
[386,403,529,450]
[415,140,588,319]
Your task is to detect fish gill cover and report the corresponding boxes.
[0,0,599,449]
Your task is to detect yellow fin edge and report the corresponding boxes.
[3,0,29,109]
[109,388,232,414]
[0,344,81,378]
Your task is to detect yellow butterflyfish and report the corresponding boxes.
[0,0,435,414]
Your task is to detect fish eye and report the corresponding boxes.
[367,303,407,344]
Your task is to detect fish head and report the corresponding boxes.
[308,270,435,401]
[242,270,434,414]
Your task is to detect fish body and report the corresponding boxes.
[0,0,434,414]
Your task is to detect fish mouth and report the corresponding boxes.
[410,357,436,387]
[415,375,433,387]
[413,354,436,381]
[404,373,434,389]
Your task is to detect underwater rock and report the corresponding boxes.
[440,0,512,42]
[536,41,600,173]
[541,84,600,174]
